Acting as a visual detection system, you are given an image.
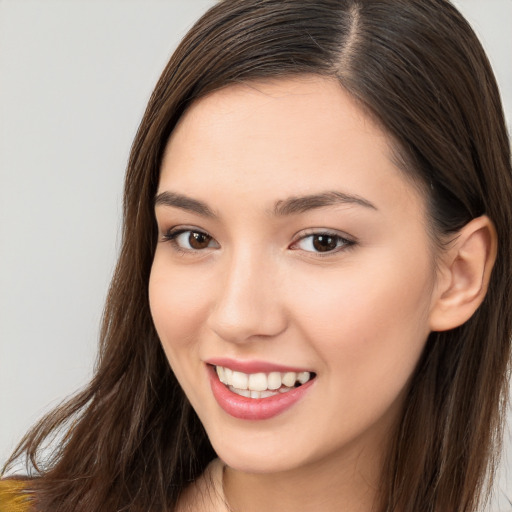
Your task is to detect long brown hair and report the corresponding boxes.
[4,1,511,511]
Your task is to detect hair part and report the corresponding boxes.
[4,1,511,511]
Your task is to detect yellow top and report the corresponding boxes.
[0,480,32,512]
[0,462,227,512]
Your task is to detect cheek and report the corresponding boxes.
[148,255,209,367]
[282,262,433,447]
[288,251,434,396]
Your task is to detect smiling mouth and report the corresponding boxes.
[213,365,317,399]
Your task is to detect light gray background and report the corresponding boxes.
[1,0,511,508]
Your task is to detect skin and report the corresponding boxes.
[149,76,447,512]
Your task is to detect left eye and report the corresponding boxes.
[293,233,352,253]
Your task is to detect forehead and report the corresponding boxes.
[159,75,427,223]
[165,76,388,168]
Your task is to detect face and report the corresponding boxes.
[149,76,438,477]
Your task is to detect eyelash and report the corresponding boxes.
[161,228,218,255]
[161,227,356,256]
[290,230,356,256]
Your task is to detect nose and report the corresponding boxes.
[206,246,288,344]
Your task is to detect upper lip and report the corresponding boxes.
[205,357,313,374]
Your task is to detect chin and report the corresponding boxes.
[204,422,319,475]
[216,447,301,474]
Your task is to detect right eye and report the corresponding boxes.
[162,229,219,252]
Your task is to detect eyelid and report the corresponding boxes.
[289,229,357,255]
[158,225,356,256]
[160,226,220,253]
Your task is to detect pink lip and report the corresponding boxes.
[207,365,315,421]
[205,357,311,374]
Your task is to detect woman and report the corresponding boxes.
[2,0,511,511]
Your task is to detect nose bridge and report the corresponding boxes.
[207,242,286,343]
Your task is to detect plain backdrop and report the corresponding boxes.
[1,0,511,508]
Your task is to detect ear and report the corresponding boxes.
[429,216,497,332]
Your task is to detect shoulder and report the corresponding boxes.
[0,479,33,512]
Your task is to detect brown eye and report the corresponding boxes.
[189,231,212,249]
[165,229,218,251]
[293,232,354,254]
[312,235,338,252]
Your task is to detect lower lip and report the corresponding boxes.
[208,365,315,420]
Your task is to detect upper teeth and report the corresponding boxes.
[215,366,312,391]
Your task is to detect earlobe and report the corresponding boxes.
[429,216,497,332]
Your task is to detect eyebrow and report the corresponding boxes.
[273,191,377,216]
[154,191,216,217]
[154,190,377,218]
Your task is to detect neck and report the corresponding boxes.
[222,442,384,512]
